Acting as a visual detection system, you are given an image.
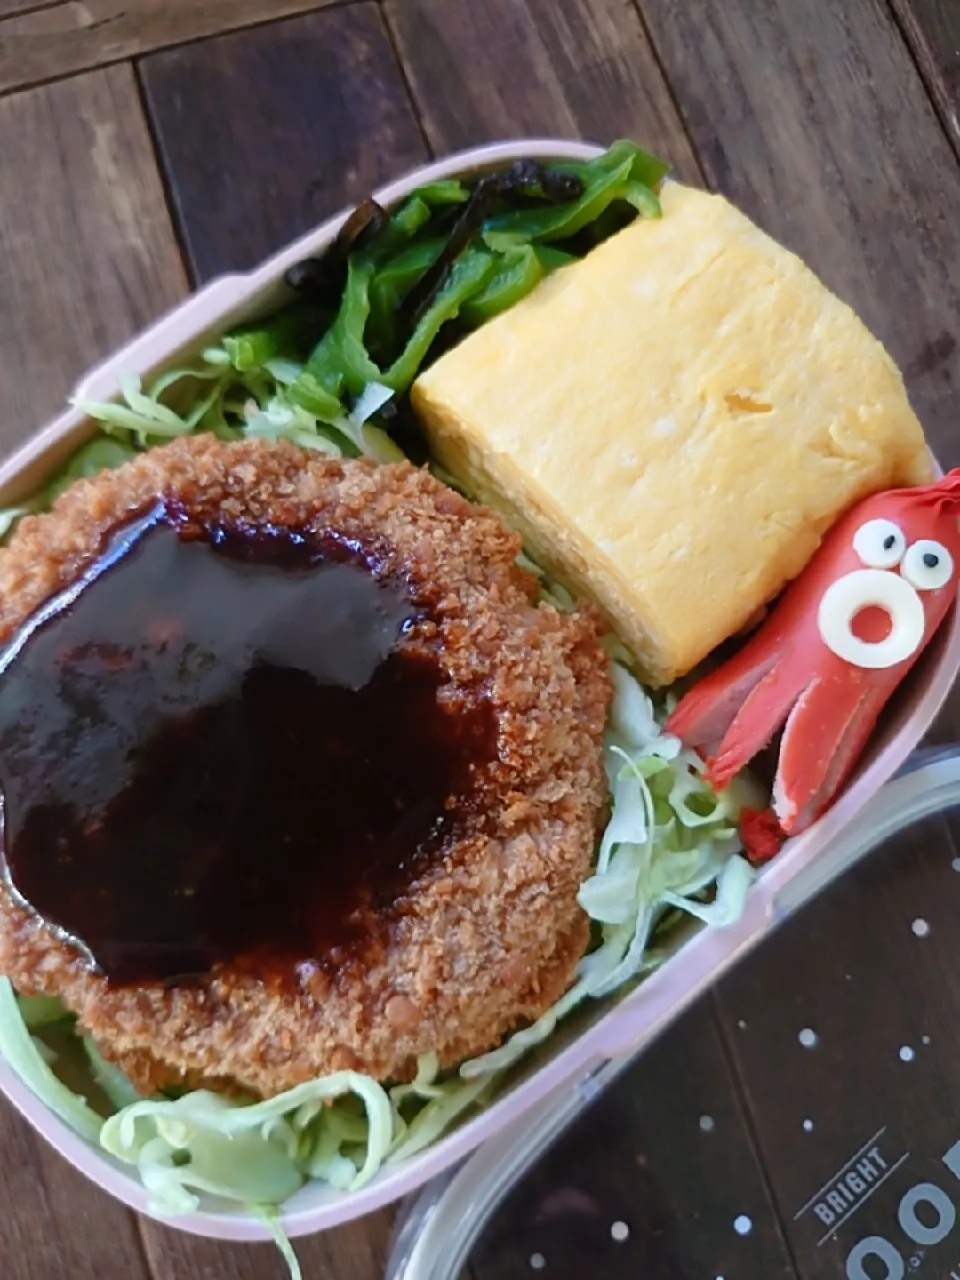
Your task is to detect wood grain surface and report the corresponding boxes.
[0,64,186,452]
[0,0,337,96]
[141,1214,394,1280]
[139,3,428,281]
[889,0,960,158]
[383,0,700,181]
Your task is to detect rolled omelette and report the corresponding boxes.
[411,181,931,687]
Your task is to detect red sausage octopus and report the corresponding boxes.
[667,471,960,857]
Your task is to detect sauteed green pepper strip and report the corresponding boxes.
[296,246,499,404]
[222,304,328,373]
[367,238,445,354]
[366,195,433,260]
[382,247,497,389]
[300,255,381,399]
[460,244,547,326]
[482,154,636,243]
[409,179,470,206]
[290,139,669,406]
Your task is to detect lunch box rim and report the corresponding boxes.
[0,136,956,1245]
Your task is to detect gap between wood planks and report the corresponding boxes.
[136,2,429,281]
[376,0,434,163]
[712,1002,807,1278]
[0,0,61,18]
[884,0,960,164]
[0,0,362,99]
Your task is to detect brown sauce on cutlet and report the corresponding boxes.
[0,503,494,985]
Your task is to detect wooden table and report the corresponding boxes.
[2,1,960,1277]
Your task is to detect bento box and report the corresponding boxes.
[0,139,956,1247]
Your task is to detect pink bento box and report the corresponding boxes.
[0,140,956,1243]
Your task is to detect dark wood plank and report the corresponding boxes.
[715,807,960,1277]
[0,0,339,97]
[139,3,429,281]
[141,1210,394,1280]
[636,0,960,462]
[889,0,960,159]
[0,65,183,1278]
[382,0,700,181]
[468,998,798,1280]
[0,63,187,450]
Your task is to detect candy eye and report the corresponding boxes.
[852,519,906,568]
[902,539,954,591]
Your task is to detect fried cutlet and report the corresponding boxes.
[0,436,611,1098]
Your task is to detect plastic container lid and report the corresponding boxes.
[386,746,960,1280]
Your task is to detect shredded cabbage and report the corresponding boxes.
[100,1071,394,1212]
[460,661,752,1077]
[0,346,403,540]
[83,1036,141,1111]
[0,980,103,1144]
[17,993,72,1029]
[387,1056,494,1163]
[252,1205,303,1280]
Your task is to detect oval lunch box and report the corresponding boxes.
[0,140,956,1244]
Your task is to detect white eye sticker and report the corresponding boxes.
[852,519,906,568]
[902,539,954,591]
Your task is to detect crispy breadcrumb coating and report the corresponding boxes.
[0,436,611,1098]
